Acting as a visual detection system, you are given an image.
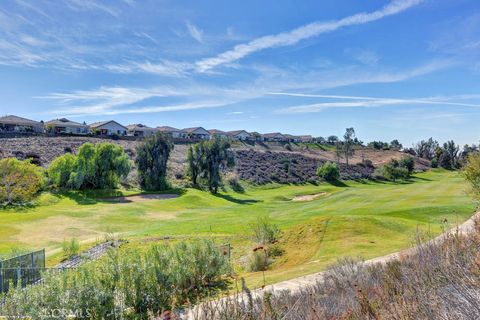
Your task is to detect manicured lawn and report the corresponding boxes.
[0,170,475,288]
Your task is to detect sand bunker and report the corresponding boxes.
[101,194,179,203]
[292,192,327,202]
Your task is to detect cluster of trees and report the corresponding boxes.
[377,156,415,181]
[367,139,403,150]
[48,143,131,189]
[187,138,235,193]
[412,138,475,170]
[315,133,363,146]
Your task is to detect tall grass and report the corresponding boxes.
[0,240,230,319]
[193,219,480,319]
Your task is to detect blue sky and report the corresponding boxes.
[0,0,479,146]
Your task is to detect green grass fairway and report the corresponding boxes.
[0,170,475,288]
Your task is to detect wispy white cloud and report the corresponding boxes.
[345,48,381,66]
[186,22,204,43]
[276,94,480,113]
[65,0,119,17]
[195,0,423,72]
[105,60,191,76]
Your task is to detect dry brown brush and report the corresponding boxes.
[191,219,480,320]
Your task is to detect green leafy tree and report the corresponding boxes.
[0,158,45,205]
[438,140,459,170]
[464,153,480,198]
[399,156,415,174]
[390,139,403,150]
[91,143,130,189]
[203,138,235,193]
[316,161,340,182]
[136,133,173,190]
[48,153,77,188]
[186,143,204,185]
[187,138,235,193]
[341,127,356,165]
[47,143,130,190]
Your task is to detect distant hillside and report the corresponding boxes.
[0,136,429,184]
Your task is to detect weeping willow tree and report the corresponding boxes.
[136,132,173,191]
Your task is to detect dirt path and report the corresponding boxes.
[186,211,480,318]
[291,192,327,202]
[100,193,179,203]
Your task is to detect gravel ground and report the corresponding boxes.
[56,240,125,269]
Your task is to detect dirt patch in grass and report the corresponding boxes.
[291,192,327,202]
[100,194,179,203]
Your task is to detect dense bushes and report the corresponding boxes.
[0,240,230,319]
[377,157,414,181]
[136,133,173,191]
[0,158,45,205]
[316,161,340,181]
[48,143,130,189]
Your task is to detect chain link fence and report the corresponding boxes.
[0,249,45,293]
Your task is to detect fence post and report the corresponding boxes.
[0,268,3,294]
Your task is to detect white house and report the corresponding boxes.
[227,130,252,141]
[262,132,287,142]
[208,129,229,139]
[126,124,157,137]
[0,115,44,133]
[46,118,88,135]
[157,126,184,138]
[89,120,127,136]
[181,127,211,140]
[299,135,314,143]
[284,134,302,143]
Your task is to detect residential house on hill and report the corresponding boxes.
[208,129,229,139]
[157,126,184,138]
[284,134,301,143]
[126,124,157,137]
[89,120,127,136]
[46,118,88,135]
[299,135,314,143]
[262,132,286,142]
[227,130,252,141]
[181,127,210,140]
[0,115,44,133]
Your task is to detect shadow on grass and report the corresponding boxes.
[212,193,261,205]
[327,180,350,187]
[55,188,187,205]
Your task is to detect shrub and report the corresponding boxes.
[316,161,340,182]
[431,157,438,168]
[249,216,282,245]
[399,156,415,174]
[136,132,173,191]
[228,176,245,193]
[378,160,410,181]
[62,238,80,260]
[0,158,45,205]
[1,240,230,318]
[247,248,270,272]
